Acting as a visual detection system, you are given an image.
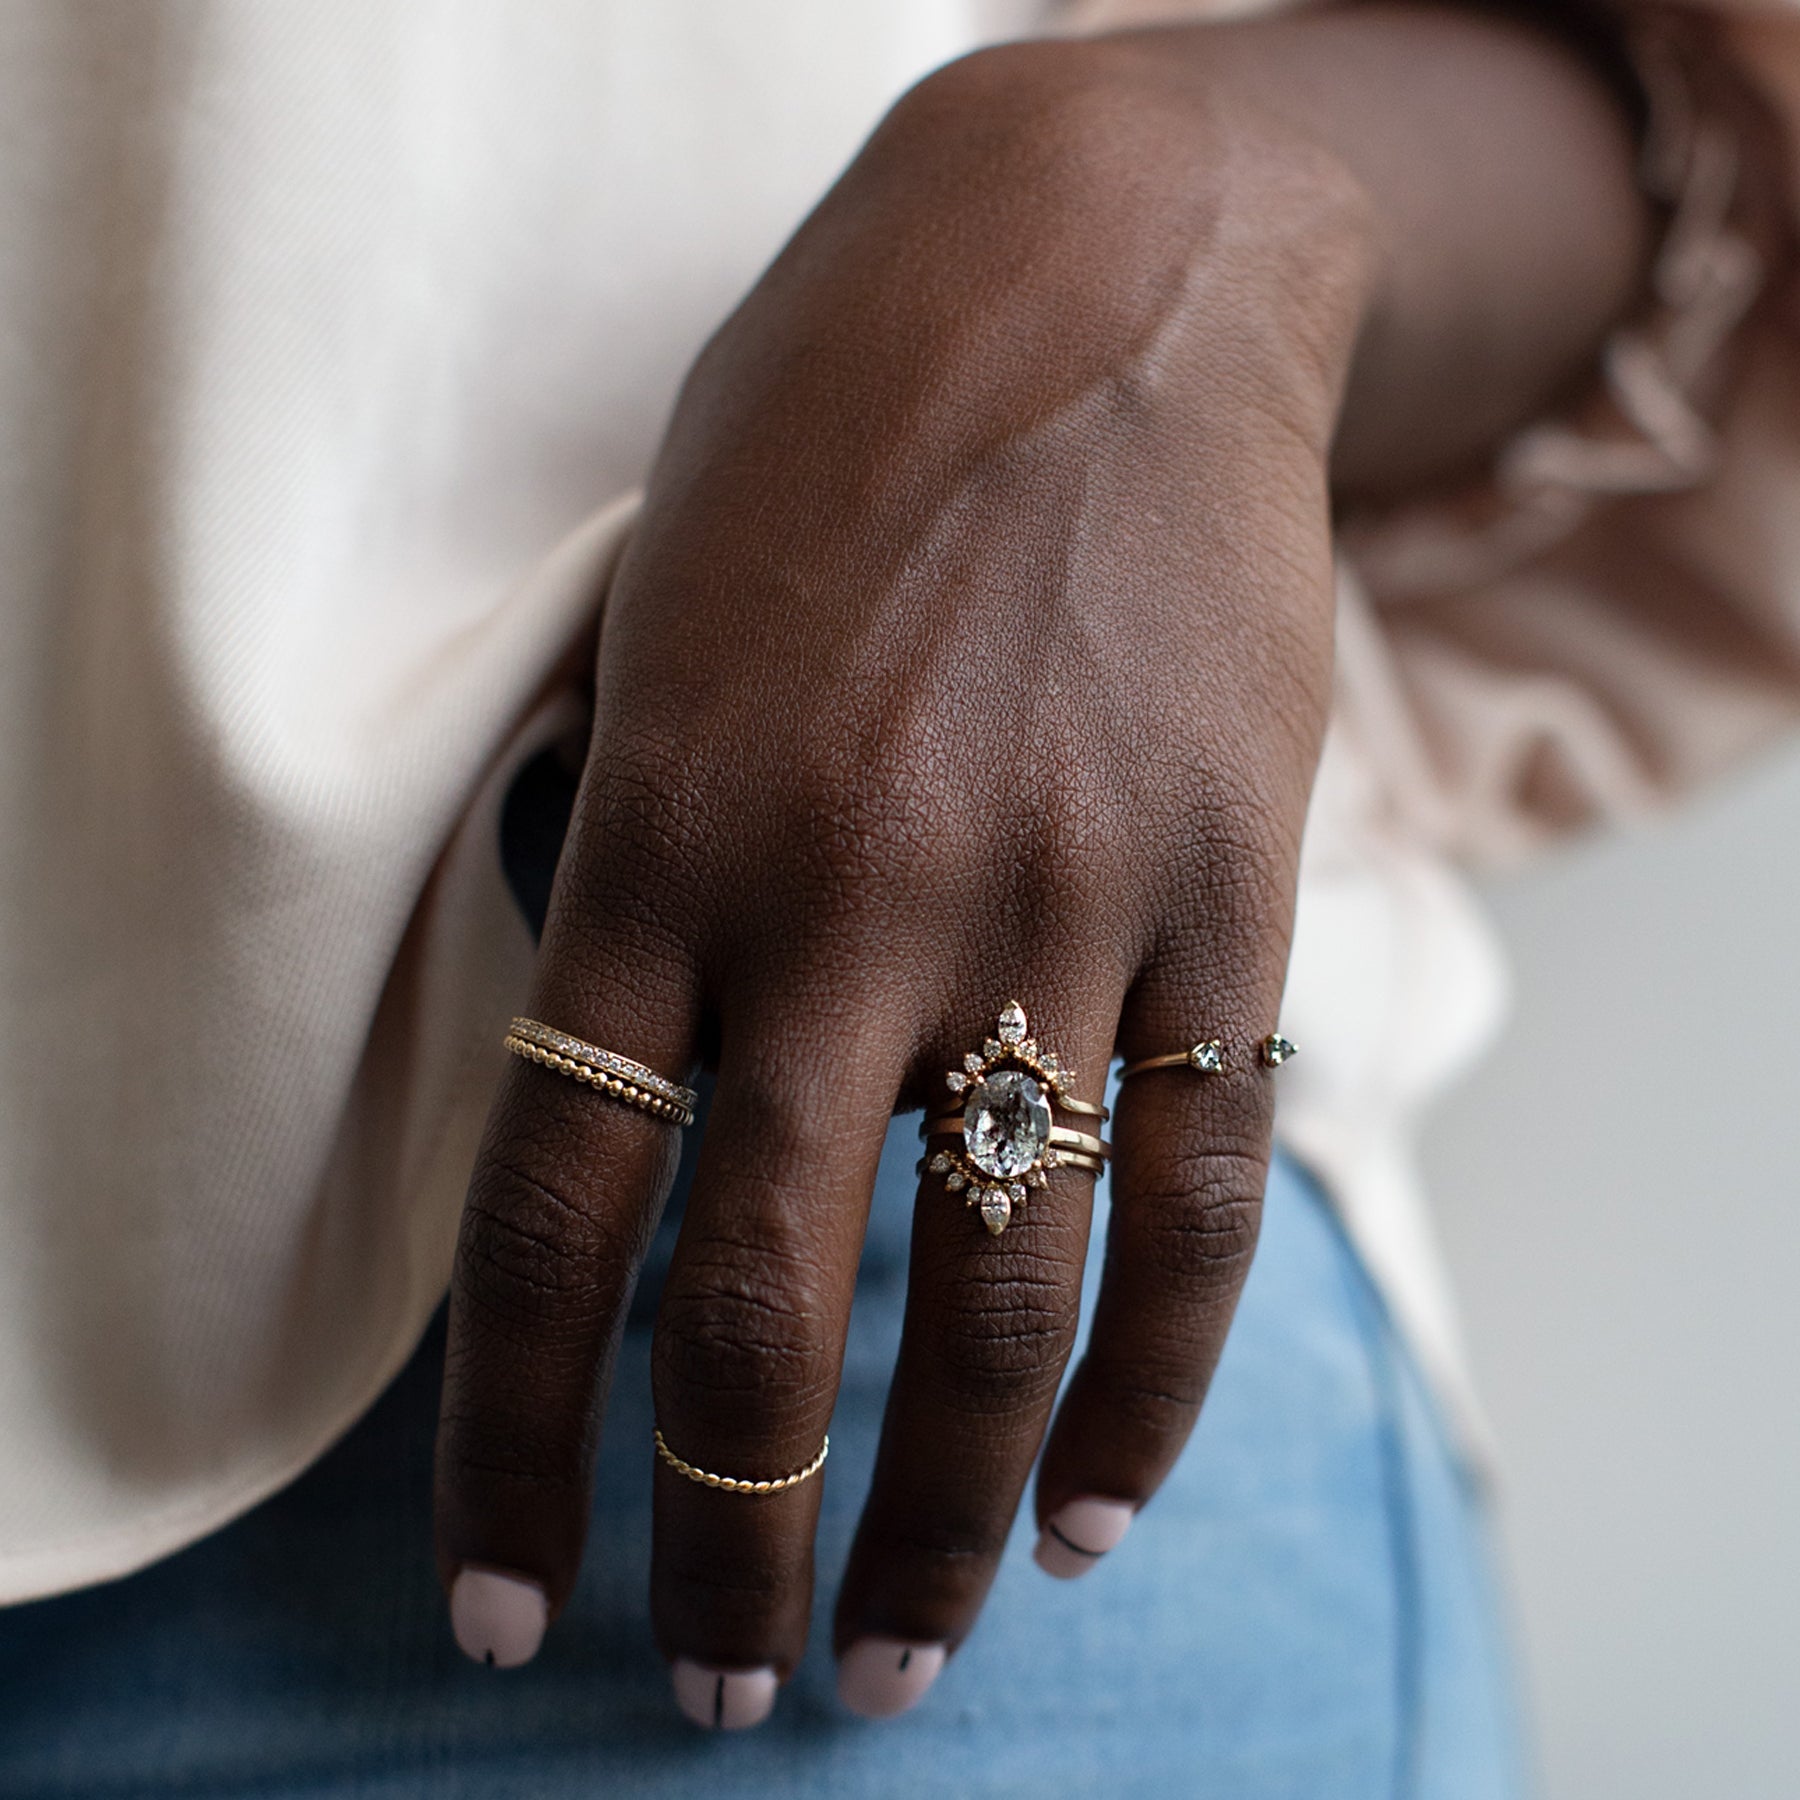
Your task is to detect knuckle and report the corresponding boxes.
[1077,1351,1208,1446]
[919,1258,1078,1415]
[653,1257,835,1432]
[586,734,703,858]
[709,1067,841,1166]
[453,1157,622,1340]
[1041,747,1138,871]
[880,1512,1008,1569]
[712,1038,895,1159]
[1123,1101,1281,1288]
[436,1388,587,1494]
[1125,1139,1268,1288]
[563,743,713,943]
[1148,776,1297,950]
[997,736,1139,920]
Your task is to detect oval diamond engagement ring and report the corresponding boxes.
[921,1002,1110,1236]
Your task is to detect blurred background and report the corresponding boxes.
[1423,740,1800,1800]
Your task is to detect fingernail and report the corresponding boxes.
[837,1637,947,1719]
[450,1566,548,1667]
[1033,1497,1135,1580]
[670,1660,779,1731]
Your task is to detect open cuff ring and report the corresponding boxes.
[1116,1033,1296,1081]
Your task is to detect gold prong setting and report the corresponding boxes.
[943,999,1075,1108]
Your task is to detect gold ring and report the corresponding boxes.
[653,1428,828,1495]
[504,1017,699,1126]
[1045,1149,1107,1175]
[1117,1033,1296,1081]
[917,1148,1105,1179]
[927,1002,1111,1236]
[1055,1096,1111,1120]
[922,1117,1111,1160]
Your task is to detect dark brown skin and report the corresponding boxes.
[434,6,1649,1712]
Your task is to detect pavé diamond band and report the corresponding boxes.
[504,1017,699,1126]
[1117,1033,1297,1082]
[653,1427,828,1495]
[927,1002,1111,1237]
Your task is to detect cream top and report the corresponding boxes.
[1,0,1796,1603]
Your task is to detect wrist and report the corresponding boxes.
[852,37,1382,465]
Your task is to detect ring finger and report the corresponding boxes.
[831,984,1123,1717]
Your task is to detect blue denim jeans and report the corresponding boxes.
[0,1125,1525,1799]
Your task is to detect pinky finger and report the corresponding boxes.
[1031,993,1280,1578]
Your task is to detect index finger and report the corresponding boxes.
[433,917,699,1667]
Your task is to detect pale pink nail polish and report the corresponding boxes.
[1033,1497,1135,1580]
[837,1637,947,1719]
[450,1566,548,1667]
[670,1660,778,1731]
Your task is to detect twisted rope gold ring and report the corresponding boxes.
[653,1428,829,1496]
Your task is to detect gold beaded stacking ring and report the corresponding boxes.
[503,1017,700,1127]
[653,1428,829,1496]
[920,1001,1111,1237]
[1117,1032,1297,1082]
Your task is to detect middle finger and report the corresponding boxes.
[649,996,901,1729]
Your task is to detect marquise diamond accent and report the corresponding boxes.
[997,1001,1028,1045]
[980,1189,1013,1235]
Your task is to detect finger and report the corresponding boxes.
[433,896,699,1667]
[1030,948,1282,1581]
[832,991,1120,1718]
[649,1001,899,1729]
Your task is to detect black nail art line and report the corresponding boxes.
[898,1648,913,1671]
[484,1649,496,1667]
[713,1675,726,1728]
[1047,1521,1105,1559]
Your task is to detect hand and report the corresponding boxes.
[430,15,1637,1721]
[434,34,1372,1711]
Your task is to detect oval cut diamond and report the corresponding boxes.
[963,1070,1051,1179]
